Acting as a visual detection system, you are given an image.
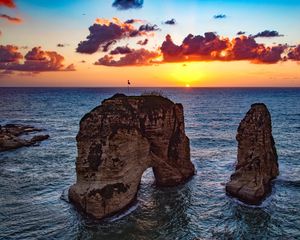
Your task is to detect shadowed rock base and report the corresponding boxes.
[226,103,279,205]
[69,94,195,219]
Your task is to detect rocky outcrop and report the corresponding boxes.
[226,103,279,205]
[69,94,195,219]
[0,124,49,152]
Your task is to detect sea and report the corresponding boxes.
[0,87,299,240]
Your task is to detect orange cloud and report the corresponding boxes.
[0,45,23,62]
[160,33,288,64]
[0,0,22,23]
[77,17,157,54]
[0,0,16,8]
[0,46,75,72]
[95,48,159,66]
[288,44,300,61]
[0,14,21,23]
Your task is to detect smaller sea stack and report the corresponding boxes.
[226,103,279,205]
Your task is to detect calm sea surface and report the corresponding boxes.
[0,88,299,240]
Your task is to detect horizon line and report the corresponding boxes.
[1,86,300,88]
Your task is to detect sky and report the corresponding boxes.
[0,0,299,87]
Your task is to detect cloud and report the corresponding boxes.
[214,14,227,19]
[288,45,300,61]
[0,0,16,8]
[110,45,133,54]
[254,45,286,64]
[161,32,228,62]
[65,63,76,71]
[160,33,287,64]
[237,31,246,35]
[0,14,21,23]
[125,18,144,24]
[77,18,156,54]
[95,48,159,66]
[0,46,75,72]
[0,45,23,62]
[77,18,137,54]
[160,34,184,62]
[102,40,117,52]
[252,30,284,38]
[0,1,22,23]
[137,38,148,45]
[164,18,176,25]
[112,0,143,10]
[139,24,159,32]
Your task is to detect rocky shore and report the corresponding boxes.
[0,124,49,152]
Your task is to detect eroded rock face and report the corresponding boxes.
[226,103,279,205]
[69,94,195,219]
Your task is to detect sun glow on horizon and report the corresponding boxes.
[169,63,207,86]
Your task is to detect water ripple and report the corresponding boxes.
[0,87,300,239]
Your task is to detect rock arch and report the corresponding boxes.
[69,94,195,219]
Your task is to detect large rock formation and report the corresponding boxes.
[0,124,49,152]
[69,94,195,219]
[226,103,279,205]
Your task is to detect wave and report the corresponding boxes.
[276,179,300,188]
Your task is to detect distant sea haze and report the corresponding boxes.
[0,87,299,239]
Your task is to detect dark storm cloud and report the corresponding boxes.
[213,14,226,19]
[112,0,143,10]
[252,30,284,38]
[164,18,176,25]
[95,48,159,66]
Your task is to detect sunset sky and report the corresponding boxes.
[0,0,299,87]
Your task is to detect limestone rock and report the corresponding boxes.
[0,124,49,152]
[69,94,195,219]
[226,103,279,205]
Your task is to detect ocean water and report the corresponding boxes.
[0,87,299,240]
